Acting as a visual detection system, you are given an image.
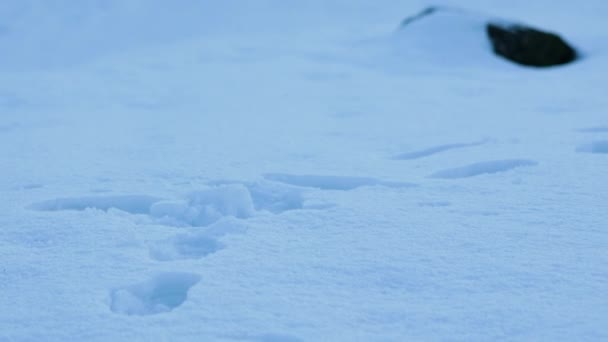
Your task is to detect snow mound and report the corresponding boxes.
[393,9,495,66]
[354,7,516,72]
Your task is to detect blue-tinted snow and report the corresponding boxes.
[1,1,608,341]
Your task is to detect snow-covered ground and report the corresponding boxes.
[2,1,607,341]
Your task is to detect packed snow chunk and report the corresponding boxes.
[150,185,256,227]
[28,195,161,214]
[577,140,608,154]
[187,184,255,225]
[246,181,304,213]
[110,272,200,316]
[149,200,201,226]
[208,180,306,213]
[150,232,224,261]
[430,159,538,179]
[264,173,413,190]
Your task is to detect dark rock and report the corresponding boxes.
[486,23,577,67]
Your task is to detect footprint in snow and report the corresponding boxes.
[150,184,256,227]
[28,195,161,214]
[149,219,247,261]
[207,180,305,213]
[393,140,486,160]
[149,233,224,261]
[28,181,306,228]
[27,183,303,264]
[110,272,200,316]
[418,201,451,207]
[263,173,414,190]
[11,183,44,190]
[430,159,537,179]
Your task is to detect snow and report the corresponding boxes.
[2,0,608,341]
[393,140,486,160]
[263,173,413,190]
[577,140,608,154]
[429,159,538,179]
[29,195,162,213]
[110,272,201,316]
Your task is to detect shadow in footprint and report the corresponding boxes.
[149,219,247,261]
[150,232,224,261]
[110,272,200,316]
[264,173,414,190]
[430,159,537,179]
[246,181,305,213]
[28,195,162,214]
[29,181,310,229]
[394,140,486,160]
[418,201,451,207]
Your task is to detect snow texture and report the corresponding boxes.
[1,0,608,341]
